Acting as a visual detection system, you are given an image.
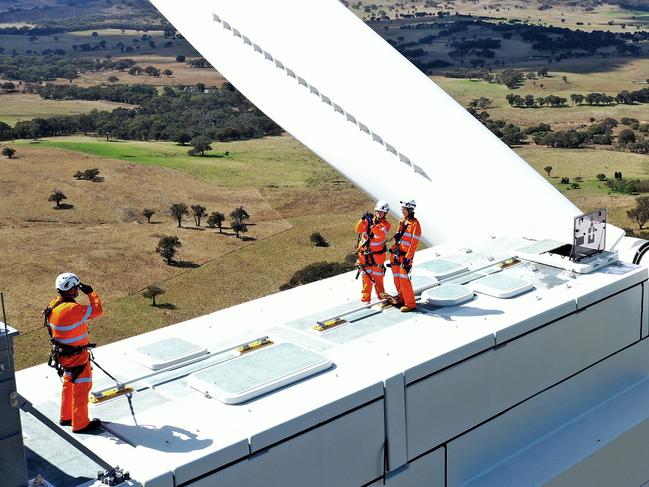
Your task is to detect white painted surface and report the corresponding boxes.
[384,374,408,471]
[450,340,649,487]
[370,447,446,487]
[405,285,643,458]
[185,400,385,487]
[15,239,648,486]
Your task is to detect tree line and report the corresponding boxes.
[2,84,282,143]
[0,55,99,83]
[505,88,649,109]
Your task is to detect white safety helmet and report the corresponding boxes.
[400,199,416,211]
[374,200,390,213]
[55,272,80,292]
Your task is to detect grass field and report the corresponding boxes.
[354,0,649,32]
[72,55,227,88]
[434,58,649,129]
[0,93,134,125]
[517,145,645,225]
[0,28,198,58]
[27,136,337,187]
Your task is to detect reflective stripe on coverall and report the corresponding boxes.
[392,217,421,308]
[47,291,103,431]
[355,217,391,302]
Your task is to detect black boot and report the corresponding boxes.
[73,418,101,433]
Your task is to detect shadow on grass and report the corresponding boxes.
[240,236,257,241]
[53,204,74,210]
[188,153,227,158]
[183,226,205,231]
[155,303,178,310]
[170,260,200,269]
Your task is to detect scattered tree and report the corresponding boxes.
[618,129,636,144]
[191,204,207,226]
[596,173,607,181]
[156,235,181,264]
[207,211,225,232]
[543,165,553,177]
[230,206,250,224]
[73,168,101,181]
[2,147,16,159]
[174,131,192,146]
[143,208,155,223]
[170,203,188,228]
[175,55,186,62]
[143,285,165,306]
[162,69,173,77]
[48,189,67,208]
[107,75,119,85]
[627,196,649,229]
[188,136,212,156]
[310,231,329,247]
[231,220,248,238]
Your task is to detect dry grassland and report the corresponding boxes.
[433,58,649,129]
[0,143,298,368]
[0,92,135,125]
[76,56,227,88]
[354,0,649,33]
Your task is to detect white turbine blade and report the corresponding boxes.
[151,0,624,247]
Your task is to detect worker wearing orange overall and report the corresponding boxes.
[355,200,391,303]
[44,273,103,433]
[390,199,422,312]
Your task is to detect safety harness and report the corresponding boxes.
[389,219,409,269]
[356,213,388,281]
[43,300,95,382]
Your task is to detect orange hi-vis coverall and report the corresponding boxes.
[391,216,422,308]
[355,215,391,303]
[47,292,103,431]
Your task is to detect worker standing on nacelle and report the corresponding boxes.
[44,273,103,433]
[390,200,421,312]
[355,200,391,303]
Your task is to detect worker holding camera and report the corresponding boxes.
[44,273,103,433]
[355,200,391,303]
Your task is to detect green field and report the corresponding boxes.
[23,135,337,187]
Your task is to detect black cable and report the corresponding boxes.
[1,292,12,369]
[89,356,121,385]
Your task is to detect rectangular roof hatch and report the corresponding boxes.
[188,343,332,404]
[419,259,468,280]
[130,338,208,370]
[470,274,533,298]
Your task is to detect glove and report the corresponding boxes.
[402,257,411,267]
[362,212,373,221]
[78,283,93,294]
